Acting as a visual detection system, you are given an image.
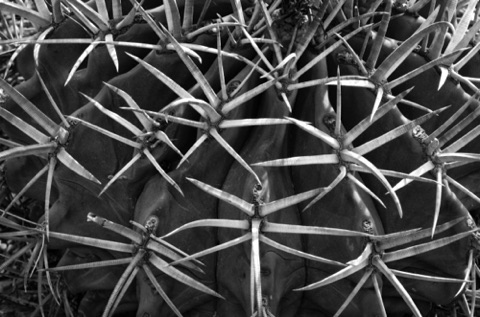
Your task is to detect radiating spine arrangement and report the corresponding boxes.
[1,0,480,316]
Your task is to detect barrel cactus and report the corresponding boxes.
[1,0,480,316]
